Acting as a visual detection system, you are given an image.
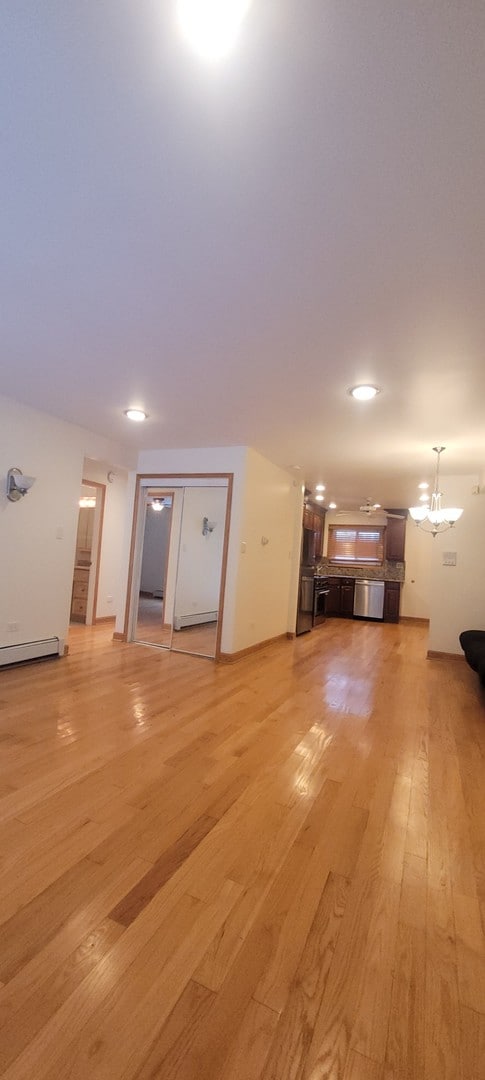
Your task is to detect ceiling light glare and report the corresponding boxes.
[418,482,429,490]
[328,501,337,509]
[419,493,430,503]
[348,384,381,401]
[176,0,252,60]
[315,484,325,492]
[315,495,324,502]
[124,409,147,422]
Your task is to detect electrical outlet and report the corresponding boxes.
[106,595,113,604]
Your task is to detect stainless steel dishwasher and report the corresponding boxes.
[353,579,385,620]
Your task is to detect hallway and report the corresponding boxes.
[0,621,483,1079]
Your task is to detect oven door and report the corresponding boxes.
[313,583,329,625]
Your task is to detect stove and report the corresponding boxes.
[313,576,329,625]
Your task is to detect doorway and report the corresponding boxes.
[70,480,106,625]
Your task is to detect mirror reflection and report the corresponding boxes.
[171,486,227,658]
[134,493,173,649]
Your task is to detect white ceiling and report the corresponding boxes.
[2,1,485,509]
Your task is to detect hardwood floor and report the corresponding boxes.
[135,595,218,656]
[0,619,484,1079]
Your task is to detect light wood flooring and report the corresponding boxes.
[0,619,484,1079]
[135,595,218,656]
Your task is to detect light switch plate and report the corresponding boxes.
[442,551,457,566]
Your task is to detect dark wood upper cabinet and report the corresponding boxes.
[384,510,407,561]
[314,515,324,559]
[302,502,326,560]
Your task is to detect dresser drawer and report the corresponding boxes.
[72,581,88,599]
[71,598,87,618]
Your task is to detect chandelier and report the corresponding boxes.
[409,446,463,536]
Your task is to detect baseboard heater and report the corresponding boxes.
[0,637,61,668]
[173,611,217,631]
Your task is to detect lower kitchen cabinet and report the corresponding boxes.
[340,582,355,617]
[326,577,401,622]
[326,577,355,618]
[325,579,341,615]
[383,581,401,623]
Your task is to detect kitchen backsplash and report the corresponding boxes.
[316,559,405,582]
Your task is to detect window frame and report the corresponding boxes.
[327,523,385,565]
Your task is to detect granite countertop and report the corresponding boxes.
[315,559,405,583]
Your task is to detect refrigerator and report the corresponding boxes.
[296,568,315,635]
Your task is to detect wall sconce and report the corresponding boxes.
[202,516,216,536]
[7,467,36,502]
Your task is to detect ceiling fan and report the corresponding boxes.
[337,500,405,519]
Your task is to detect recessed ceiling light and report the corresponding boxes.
[329,501,337,509]
[419,493,430,503]
[176,0,252,60]
[348,385,381,401]
[418,482,429,489]
[315,484,325,491]
[315,495,324,502]
[124,408,147,422]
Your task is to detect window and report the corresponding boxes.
[327,525,384,564]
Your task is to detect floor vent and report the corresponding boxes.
[173,612,217,631]
[0,638,61,668]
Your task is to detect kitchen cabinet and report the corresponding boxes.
[314,514,324,559]
[326,579,342,615]
[340,582,355,617]
[302,504,326,560]
[383,581,401,623]
[326,577,355,618]
[384,511,407,561]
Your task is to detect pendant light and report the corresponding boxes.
[409,447,463,536]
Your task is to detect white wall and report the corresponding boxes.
[82,459,129,620]
[0,395,135,652]
[428,474,485,654]
[231,448,302,653]
[174,487,227,619]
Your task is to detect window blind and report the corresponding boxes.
[328,525,384,564]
